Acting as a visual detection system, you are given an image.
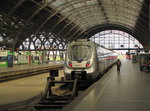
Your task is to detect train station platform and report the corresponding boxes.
[0,61,64,82]
[63,59,150,111]
[0,69,64,105]
[0,61,64,73]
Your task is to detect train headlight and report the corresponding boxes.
[86,61,90,67]
[68,61,72,67]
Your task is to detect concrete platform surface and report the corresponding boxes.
[0,70,64,105]
[0,61,64,73]
[63,59,150,111]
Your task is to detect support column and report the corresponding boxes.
[42,51,46,64]
[149,3,150,30]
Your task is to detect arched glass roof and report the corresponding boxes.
[47,0,143,30]
[0,0,149,49]
[90,30,143,49]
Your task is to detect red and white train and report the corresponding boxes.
[64,39,117,85]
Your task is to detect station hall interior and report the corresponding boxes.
[1,0,150,111]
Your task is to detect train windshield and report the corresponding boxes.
[69,45,91,61]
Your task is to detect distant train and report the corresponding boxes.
[64,39,117,85]
[0,49,63,66]
[0,50,45,66]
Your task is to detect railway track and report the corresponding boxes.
[34,79,78,111]
[0,69,106,111]
[33,70,84,111]
[0,63,116,111]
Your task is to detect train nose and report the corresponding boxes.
[77,58,83,63]
[69,61,88,68]
[71,71,86,80]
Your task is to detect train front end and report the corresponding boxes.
[64,39,97,85]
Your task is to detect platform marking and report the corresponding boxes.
[96,77,111,100]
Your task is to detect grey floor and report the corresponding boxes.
[0,69,64,105]
[63,59,150,111]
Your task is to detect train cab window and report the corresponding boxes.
[69,45,92,61]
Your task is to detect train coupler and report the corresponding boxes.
[71,71,86,80]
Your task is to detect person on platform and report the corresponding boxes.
[116,59,122,72]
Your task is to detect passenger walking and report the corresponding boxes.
[116,59,122,72]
